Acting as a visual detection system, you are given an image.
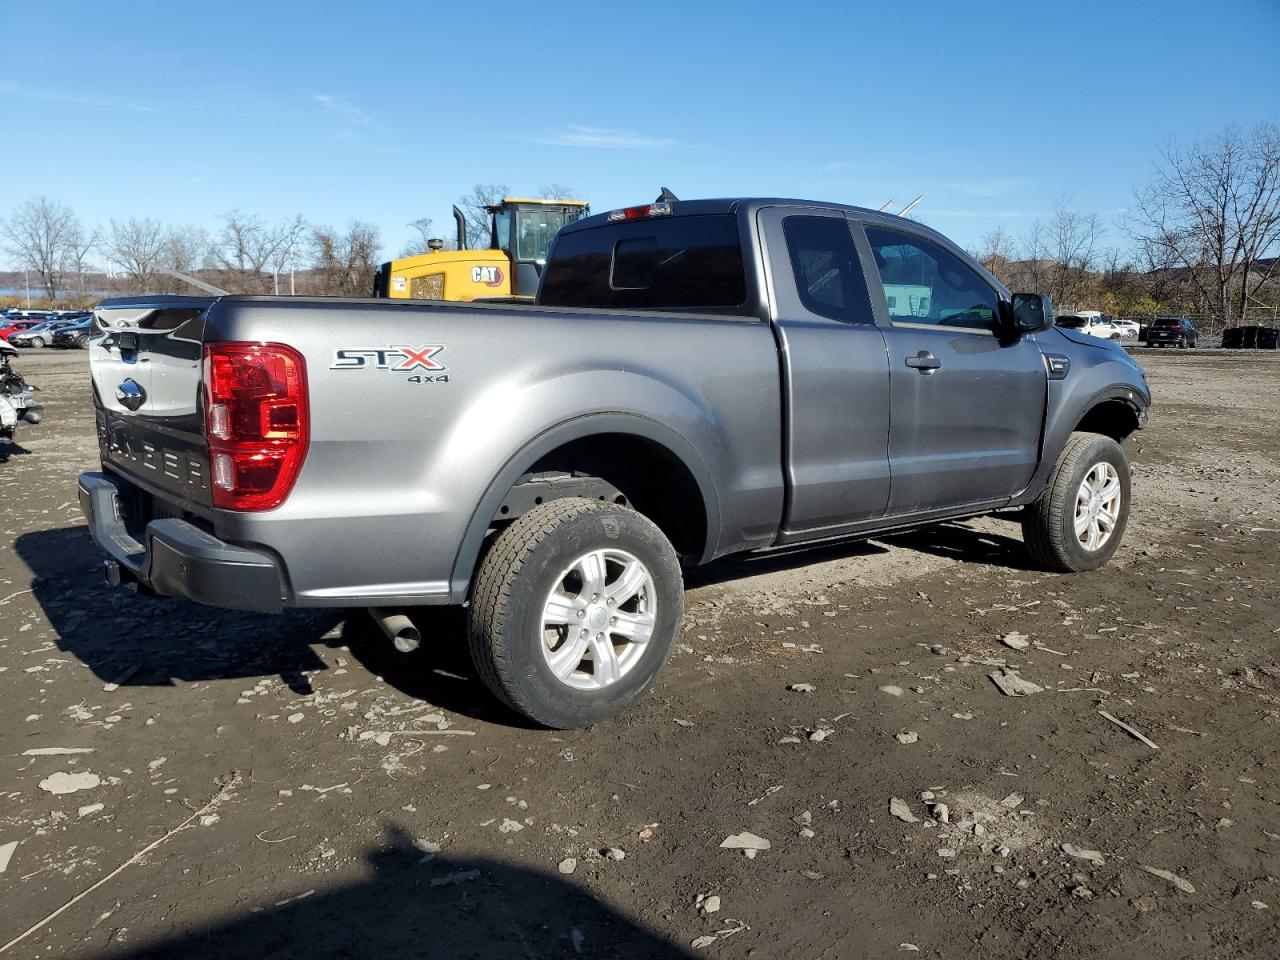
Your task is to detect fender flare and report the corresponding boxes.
[447,413,722,603]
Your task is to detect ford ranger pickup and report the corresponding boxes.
[78,198,1150,727]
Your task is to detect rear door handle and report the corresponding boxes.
[905,351,941,373]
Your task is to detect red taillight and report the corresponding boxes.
[607,201,674,222]
[203,342,308,511]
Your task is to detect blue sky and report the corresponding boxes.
[1,0,1277,262]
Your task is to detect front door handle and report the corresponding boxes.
[905,350,941,373]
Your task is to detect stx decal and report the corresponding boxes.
[330,345,447,373]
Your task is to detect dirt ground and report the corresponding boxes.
[1,348,1278,960]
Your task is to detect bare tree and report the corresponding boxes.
[1046,200,1103,306]
[1130,122,1280,322]
[456,183,508,250]
[311,221,381,297]
[163,225,211,275]
[399,217,436,258]
[975,225,1017,284]
[1,196,77,298]
[103,216,167,293]
[539,183,578,201]
[212,210,307,293]
[62,219,99,298]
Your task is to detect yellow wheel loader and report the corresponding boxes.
[372,198,589,301]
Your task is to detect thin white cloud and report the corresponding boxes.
[531,125,676,150]
[0,81,155,113]
[821,160,852,173]
[312,93,375,128]
[942,177,1032,198]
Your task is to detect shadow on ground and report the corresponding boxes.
[97,826,694,960]
[13,517,1035,727]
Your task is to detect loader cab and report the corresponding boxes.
[487,198,590,297]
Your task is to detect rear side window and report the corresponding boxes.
[782,215,874,324]
[538,215,747,311]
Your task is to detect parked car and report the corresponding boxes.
[0,319,43,341]
[79,199,1150,728]
[1146,316,1199,348]
[1109,318,1140,339]
[1056,313,1120,340]
[51,315,98,348]
[8,319,75,348]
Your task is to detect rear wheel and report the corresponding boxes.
[1023,432,1131,572]
[28,337,44,349]
[467,497,684,728]
[75,334,90,348]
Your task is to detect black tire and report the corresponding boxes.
[1177,337,1186,349]
[75,334,90,348]
[1022,432,1131,573]
[467,497,684,729]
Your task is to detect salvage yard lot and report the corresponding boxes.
[2,350,1278,959]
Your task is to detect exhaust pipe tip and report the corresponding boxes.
[369,608,422,653]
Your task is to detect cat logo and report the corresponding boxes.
[471,265,504,287]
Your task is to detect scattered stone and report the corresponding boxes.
[1139,865,1195,893]
[895,731,919,745]
[936,848,957,859]
[38,771,101,795]
[989,669,1043,697]
[808,728,834,742]
[801,869,825,880]
[787,683,816,693]
[928,802,950,824]
[558,858,577,875]
[0,841,16,875]
[77,803,104,818]
[898,945,920,952]
[798,827,815,838]
[879,685,904,697]
[890,798,919,823]
[952,712,974,720]
[498,819,524,834]
[1072,884,1095,899]
[1000,632,1030,650]
[697,894,721,914]
[1062,843,1105,866]
[720,832,771,853]
[287,712,304,724]
[603,847,626,861]
[999,793,1023,808]
[1252,900,1269,910]
[199,814,220,827]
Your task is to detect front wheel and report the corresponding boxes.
[28,337,44,349]
[1023,432,1131,572]
[75,334,90,348]
[467,497,684,728]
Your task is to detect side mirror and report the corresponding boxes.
[1011,292,1053,334]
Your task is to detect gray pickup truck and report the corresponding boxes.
[79,197,1150,727]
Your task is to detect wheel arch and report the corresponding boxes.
[448,414,721,603]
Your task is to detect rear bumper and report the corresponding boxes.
[78,471,285,613]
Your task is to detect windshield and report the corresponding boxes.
[1056,316,1087,328]
[513,207,585,262]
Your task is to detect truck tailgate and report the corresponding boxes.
[90,297,214,514]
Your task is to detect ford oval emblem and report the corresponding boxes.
[116,378,146,411]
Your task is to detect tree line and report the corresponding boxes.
[3,123,1277,318]
[976,122,1280,321]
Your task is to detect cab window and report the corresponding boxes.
[782,215,874,324]
[865,226,999,331]
[515,208,571,262]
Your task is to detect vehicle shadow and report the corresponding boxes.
[0,437,33,459]
[10,525,527,725]
[684,537,890,589]
[883,519,1040,572]
[94,825,695,959]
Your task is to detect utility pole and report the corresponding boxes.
[24,268,30,308]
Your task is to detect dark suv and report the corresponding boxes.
[1146,316,1199,348]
